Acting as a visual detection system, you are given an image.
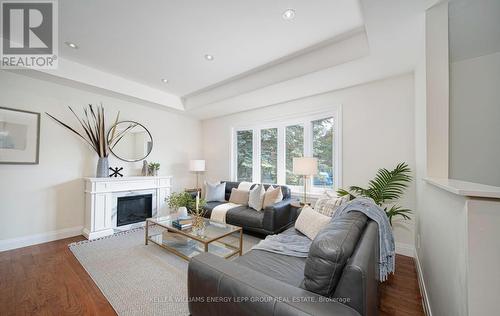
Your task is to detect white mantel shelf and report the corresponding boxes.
[425,177,500,199]
[85,176,165,182]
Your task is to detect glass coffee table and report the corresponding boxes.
[145,216,243,260]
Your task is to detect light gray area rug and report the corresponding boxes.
[69,227,261,316]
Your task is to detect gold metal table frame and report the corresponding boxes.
[145,216,243,261]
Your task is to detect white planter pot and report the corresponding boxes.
[177,206,188,218]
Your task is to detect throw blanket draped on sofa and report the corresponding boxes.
[210,203,241,223]
[251,227,311,257]
[333,197,395,281]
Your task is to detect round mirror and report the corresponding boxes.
[107,121,153,162]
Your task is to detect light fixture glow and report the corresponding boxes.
[282,9,296,21]
[64,41,79,49]
[204,54,214,61]
[161,78,169,83]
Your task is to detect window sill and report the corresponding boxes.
[290,190,330,200]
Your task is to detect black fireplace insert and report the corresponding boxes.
[117,194,153,226]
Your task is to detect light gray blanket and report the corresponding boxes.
[332,197,395,281]
[251,227,311,257]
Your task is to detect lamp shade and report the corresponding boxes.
[189,160,206,172]
[293,157,318,176]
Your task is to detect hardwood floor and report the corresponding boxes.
[0,236,424,315]
[379,255,425,316]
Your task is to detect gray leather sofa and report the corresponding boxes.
[203,181,295,235]
[188,211,379,316]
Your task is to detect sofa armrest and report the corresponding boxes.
[262,198,294,233]
[188,253,360,316]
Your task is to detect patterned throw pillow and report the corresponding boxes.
[314,195,349,217]
[205,181,226,202]
[248,184,265,211]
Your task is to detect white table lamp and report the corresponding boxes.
[293,157,318,205]
[189,160,206,189]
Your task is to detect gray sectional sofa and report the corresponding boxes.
[188,210,380,316]
[202,181,296,235]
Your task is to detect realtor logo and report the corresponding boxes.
[1,0,58,69]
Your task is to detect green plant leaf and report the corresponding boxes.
[335,162,413,223]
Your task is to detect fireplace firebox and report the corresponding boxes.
[116,194,153,226]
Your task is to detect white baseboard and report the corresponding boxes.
[395,242,415,257]
[0,226,83,252]
[414,250,432,316]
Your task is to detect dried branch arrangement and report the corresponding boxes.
[46,104,120,158]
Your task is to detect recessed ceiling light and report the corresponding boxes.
[161,78,169,83]
[204,54,214,61]
[282,9,296,21]
[64,41,79,49]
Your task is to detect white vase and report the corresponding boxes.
[177,207,188,218]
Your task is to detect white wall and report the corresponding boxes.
[0,70,201,246]
[450,51,500,186]
[202,73,416,249]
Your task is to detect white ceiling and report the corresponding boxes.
[7,0,427,118]
[59,0,364,96]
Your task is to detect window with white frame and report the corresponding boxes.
[232,109,342,193]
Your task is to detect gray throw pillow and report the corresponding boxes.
[205,181,226,202]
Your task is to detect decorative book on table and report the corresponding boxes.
[172,216,193,230]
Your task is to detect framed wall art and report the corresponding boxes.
[0,107,40,164]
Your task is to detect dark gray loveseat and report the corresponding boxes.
[188,211,379,316]
[203,181,295,235]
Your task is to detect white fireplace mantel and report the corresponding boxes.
[83,176,172,240]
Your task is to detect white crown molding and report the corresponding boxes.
[183,28,369,110]
[0,226,83,252]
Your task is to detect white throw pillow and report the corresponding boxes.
[314,194,349,217]
[248,184,265,211]
[295,206,331,240]
[237,181,254,191]
[263,186,281,208]
[266,185,284,203]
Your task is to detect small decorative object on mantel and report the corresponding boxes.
[109,167,123,177]
[0,107,40,164]
[46,104,121,178]
[141,160,149,176]
[148,162,160,176]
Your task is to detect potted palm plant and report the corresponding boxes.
[337,162,413,225]
[46,104,120,177]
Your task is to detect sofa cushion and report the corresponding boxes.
[226,206,264,229]
[235,249,306,287]
[302,211,368,297]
